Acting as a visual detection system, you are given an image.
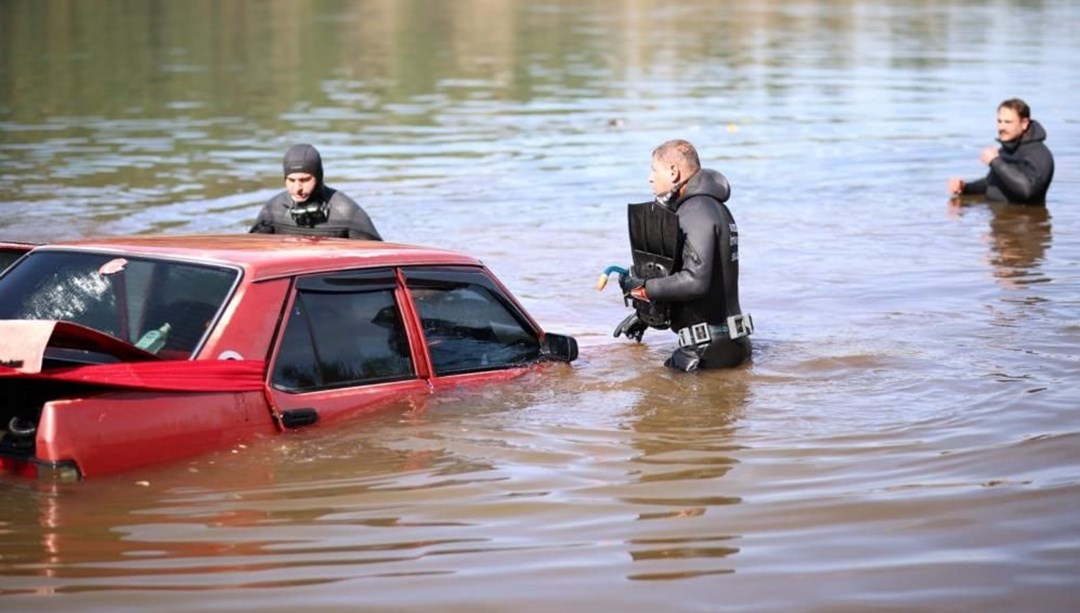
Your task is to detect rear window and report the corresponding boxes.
[0,250,238,358]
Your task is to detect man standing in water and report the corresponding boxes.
[948,98,1054,205]
[613,139,752,371]
[250,144,383,240]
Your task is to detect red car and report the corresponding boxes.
[0,235,577,479]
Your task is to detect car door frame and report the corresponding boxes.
[264,266,433,427]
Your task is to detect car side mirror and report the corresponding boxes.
[540,332,578,363]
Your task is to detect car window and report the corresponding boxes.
[0,249,26,272]
[406,269,540,376]
[0,250,237,358]
[271,283,414,392]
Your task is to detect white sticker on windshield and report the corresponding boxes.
[98,258,128,276]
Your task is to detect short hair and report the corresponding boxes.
[652,139,701,173]
[998,98,1031,120]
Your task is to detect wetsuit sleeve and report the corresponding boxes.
[644,198,716,302]
[961,176,988,195]
[249,203,276,234]
[988,155,1048,202]
[335,193,383,241]
[345,208,383,241]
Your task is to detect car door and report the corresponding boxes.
[265,268,430,426]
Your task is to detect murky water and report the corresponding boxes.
[2,0,1080,611]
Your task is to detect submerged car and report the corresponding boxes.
[0,235,577,479]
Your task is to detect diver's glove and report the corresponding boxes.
[613,312,648,343]
[619,273,649,303]
[619,273,645,295]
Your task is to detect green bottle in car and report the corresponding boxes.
[135,323,171,353]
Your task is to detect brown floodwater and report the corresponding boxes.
[1,1,1079,611]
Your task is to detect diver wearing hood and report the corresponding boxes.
[948,98,1055,205]
[250,144,383,240]
[614,139,752,372]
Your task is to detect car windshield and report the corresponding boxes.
[0,250,238,359]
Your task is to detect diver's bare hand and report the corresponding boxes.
[947,177,965,195]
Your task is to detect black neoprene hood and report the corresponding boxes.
[282,144,324,180]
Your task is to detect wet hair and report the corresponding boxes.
[282,143,324,181]
[652,139,701,173]
[998,98,1031,120]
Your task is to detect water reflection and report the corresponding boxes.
[621,369,749,580]
[950,199,1053,290]
[0,456,286,595]
[0,483,66,597]
[983,204,1052,290]
[0,401,498,595]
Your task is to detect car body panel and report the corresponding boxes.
[199,277,291,362]
[38,391,276,477]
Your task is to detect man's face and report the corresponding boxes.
[649,157,677,197]
[286,172,318,203]
[997,107,1029,143]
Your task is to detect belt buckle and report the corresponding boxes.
[677,326,693,348]
[726,314,754,339]
[691,322,711,345]
[678,322,714,348]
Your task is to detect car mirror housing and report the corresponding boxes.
[540,332,578,363]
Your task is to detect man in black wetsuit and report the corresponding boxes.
[614,139,752,372]
[948,98,1054,205]
[250,144,383,240]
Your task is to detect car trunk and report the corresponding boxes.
[1,320,274,478]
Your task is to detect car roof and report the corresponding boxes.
[0,240,39,249]
[33,234,484,281]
